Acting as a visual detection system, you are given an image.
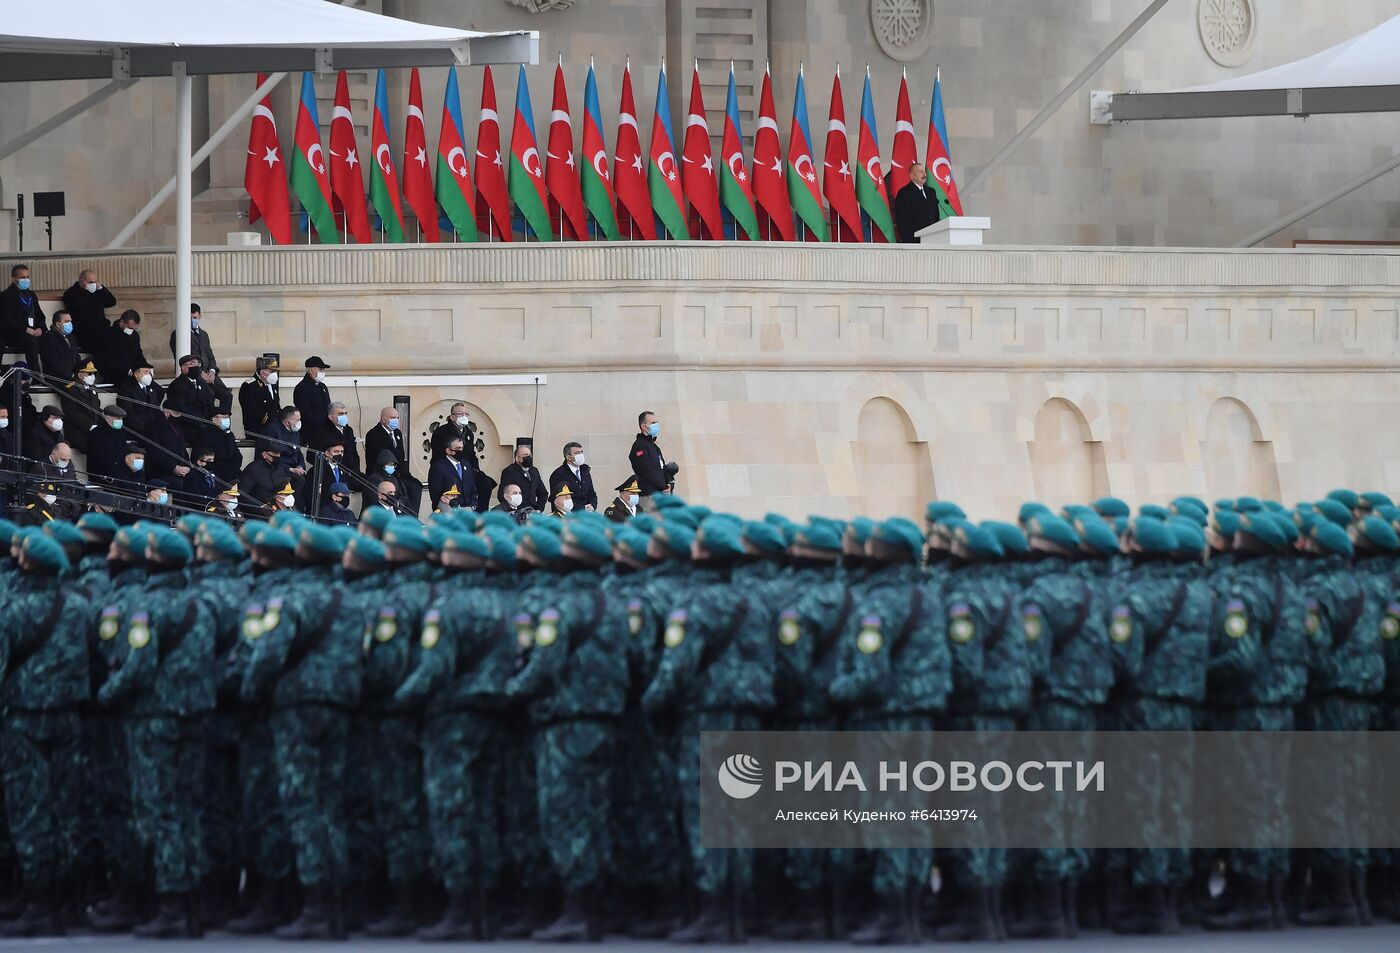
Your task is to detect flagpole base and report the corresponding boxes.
[917,216,991,246]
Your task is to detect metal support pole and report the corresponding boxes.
[962,0,1171,196]
[175,63,193,363]
[1236,150,1400,247]
[107,71,287,249]
[0,79,136,162]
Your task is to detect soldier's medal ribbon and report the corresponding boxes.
[626,599,644,636]
[857,614,883,654]
[1110,606,1133,643]
[664,609,687,648]
[375,606,398,643]
[1383,602,1400,640]
[949,603,975,644]
[778,608,801,646]
[263,597,283,633]
[1304,598,1321,637]
[242,603,265,640]
[535,608,560,647]
[513,613,534,649]
[421,609,442,649]
[99,606,120,641]
[1224,599,1249,639]
[1022,604,1044,642]
[128,611,151,650]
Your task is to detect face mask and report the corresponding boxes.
[506,494,522,508]
[383,495,397,506]
[628,494,640,507]
[16,279,30,291]
[130,458,144,472]
[225,500,238,513]
[445,448,457,458]
[336,414,349,427]
[332,496,348,507]
[519,456,532,469]
[278,495,295,509]
[217,417,231,431]
[47,418,62,431]
[329,453,343,463]
[156,492,169,505]
[0,418,8,429]
[60,322,73,335]
[190,318,200,330]
[111,419,124,430]
[187,367,200,379]
[558,498,574,513]
[53,460,69,470]
[122,326,135,336]
[647,422,660,437]
[80,374,95,386]
[41,494,56,506]
[455,415,469,427]
[572,453,585,466]
[138,374,152,387]
[387,419,399,431]
[384,465,396,476]
[289,421,302,433]
[265,372,278,386]
[86,282,99,294]
[199,461,214,470]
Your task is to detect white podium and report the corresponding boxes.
[916,216,991,246]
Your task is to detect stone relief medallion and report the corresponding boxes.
[871,0,933,62]
[506,0,574,12]
[1198,0,1257,67]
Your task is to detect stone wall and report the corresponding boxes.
[17,243,1400,523]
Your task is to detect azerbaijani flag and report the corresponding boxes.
[580,61,620,240]
[289,72,338,244]
[785,67,827,242]
[719,64,759,241]
[369,69,406,243]
[926,69,962,216]
[435,66,478,241]
[508,66,553,241]
[647,64,689,240]
[855,69,895,243]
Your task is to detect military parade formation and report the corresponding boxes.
[0,487,1396,945]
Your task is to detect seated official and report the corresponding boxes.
[307,401,361,476]
[238,357,281,436]
[58,360,102,454]
[200,412,242,487]
[240,439,299,510]
[35,311,80,383]
[549,483,576,517]
[165,354,216,444]
[16,482,67,527]
[145,410,194,488]
[183,447,222,511]
[86,405,130,484]
[112,442,150,498]
[497,444,547,510]
[0,265,45,361]
[361,480,404,519]
[202,364,233,417]
[206,483,244,523]
[605,476,642,522]
[26,405,66,461]
[432,483,467,515]
[548,441,598,511]
[491,482,533,525]
[366,449,407,503]
[262,406,307,476]
[365,406,422,514]
[116,361,163,435]
[428,435,476,512]
[316,439,359,503]
[96,309,149,385]
[430,403,473,460]
[319,481,358,527]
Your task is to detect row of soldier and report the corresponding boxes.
[0,487,1395,943]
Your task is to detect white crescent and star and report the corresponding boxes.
[414,146,427,167]
[658,151,677,182]
[254,146,279,168]
[375,143,393,175]
[252,104,277,127]
[592,150,610,181]
[447,146,469,178]
[306,143,324,175]
[727,152,747,182]
[407,105,425,123]
[523,147,543,178]
[332,106,354,125]
[794,154,816,183]
[931,157,953,185]
[865,157,882,181]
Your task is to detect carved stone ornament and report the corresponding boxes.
[871,0,933,63]
[507,0,575,12]
[1198,0,1257,68]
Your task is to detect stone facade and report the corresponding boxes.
[17,243,1400,523]
[2,1,1400,251]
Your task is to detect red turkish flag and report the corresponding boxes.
[545,62,588,241]
[890,73,918,200]
[822,69,862,243]
[612,64,654,240]
[681,65,723,241]
[752,68,793,241]
[328,71,372,244]
[402,68,438,243]
[474,65,513,242]
[243,73,292,245]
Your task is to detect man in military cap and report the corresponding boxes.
[15,482,64,527]
[318,482,357,526]
[239,441,292,514]
[57,360,102,454]
[606,477,642,522]
[238,357,281,436]
[293,357,332,427]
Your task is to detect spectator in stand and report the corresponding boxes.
[57,361,101,454]
[35,310,80,383]
[202,363,233,417]
[293,356,332,427]
[26,405,66,462]
[262,405,306,478]
[183,446,222,511]
[308,401,360,477]
[497,443,547,511]
[365,406,422,514]
[117,360,163,435]
[165,353,215,444]
[63,269,118,353]
[428,434,475,512]
[200,410,242,487]
[238,356,280,436]
[316,439,356,506]
[630,410,677,498]
[240,439,293,510]
[170,302,217,371]
[491,483,532,524]
[0,265,45,360]
[430,402,473,460]
[604,476,642,522]
[206,483,244,523]
[86,406,129,484]
[29,442,79,523]
[0,405,13,512]
[144,409,194,488]
[319,482,358,527]
[114,443,149,497]
[95,309,148,384]
[361,479,403,519]
[549,441,597,512]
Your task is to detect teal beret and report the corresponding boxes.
[522,525,564,563]
[1262,500,1286,514]
[651,493,687,511]
[809,515,847,538]
[1327,488,1360,510]
[175,514,210,539]
[22,533,69,573]
[478,511,517,534]
[360,507,394,534]
[1061,504,1095,521]
[483,528,519,569]
[1294,511,1320,534]
[1017,502,1052,525]
[1139,504,1171,521]
[528,513,566,535]
[663,507,703,530]
[848,517,876,545]
[42,521,84,549]
[1112,515,1129,538]
[1023,514,1077,552]
[1310,520,1354,558]
[347,534,388,569]
[1211,509,1241,540]
[1075,516,1120,557]
[629,514,658,535]
[952,520,1003,560]
[1171,501,1208,526]
[202,525,246,561]
[652,521,694,557]
[1375,504,1400,525]
[1314,499,1352,527]
[269,511,308,532]
[763,513,799,542]
[428,511,458,530]
[873,518,924,560]
[611,527,651,561]
[794,522,842,553]
[1235,497,1263,513]
[444,530,491,560]
[384,519,430,554]
[1214,498,1236,513]
[1357,516,1400,552]
[424,525,450,553]
[563,523,612,561]
[1172,496,1208,514]
[149,527,194,565]
[1269,512,1299,544]
[926,501,966,523]
[982,520,1030,556]
[697,515,745,560]
[570,511,611,532]
[113,525,149,557]
[298,525,345,560]
[254,527,296,553]
[1360,492,1393,511]
[1131,517,1175,555]
[742,521,787,555]
[1237,511,1286,551]
[1168,518,1206,558]
[76,511,119,537]
[1093,497,1130,518]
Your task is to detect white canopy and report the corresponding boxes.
[0,0,537,80]
[1110,14,1400,121]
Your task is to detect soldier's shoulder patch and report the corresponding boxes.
[948,603,975,644]
[99,606,121,641]
[857,614,883,654]
[626,598,644,636]
[1021,603,1044,642]
[535,608,561,647]
[664,609,687,648]
[1110,605,1133,644]
[513,612,534,649]
[1304,598,1321,636]
[242,603,265,640]
[778,608,801,646]
[128,611,151,650]
[375,606,398,643]
[1383,602,1400,641]
[1224,598,1249,639]
[421,609,442,649]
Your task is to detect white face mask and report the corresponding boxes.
[455,415,469,427]
[558,497,574,513]
[85,282,98,293]
[266,372,279,386]
[41,494,56,505]
[572,453,585,466]
[289,421,301,433]
[506,494,522,508]
[628,494,640,507]
[155,492,169,505]
[218,418,231,430]
[278,495,295,509]
[225,500,239,512]
[47,418,62,431]
[0,418,8,429]
[122,326,135,336]
[80,374,95,386]
[138,374,152,387]
[52,460,68,470]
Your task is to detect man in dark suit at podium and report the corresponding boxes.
[894,163,943,243]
